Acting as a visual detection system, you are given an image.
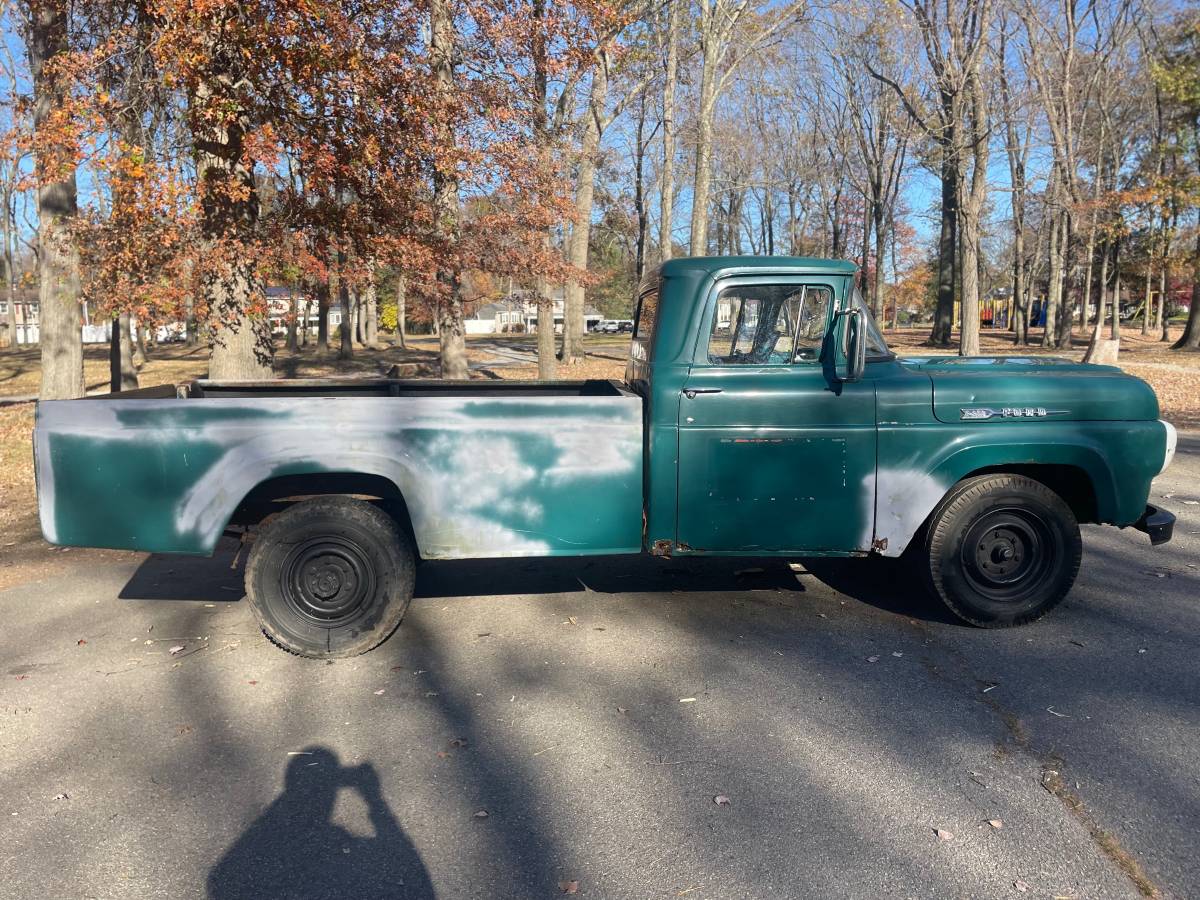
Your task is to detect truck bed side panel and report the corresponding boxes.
[34,394,644,559]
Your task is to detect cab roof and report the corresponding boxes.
[656,256,858,280]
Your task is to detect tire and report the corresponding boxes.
[245,497,416,658]
[923,474,1082,628]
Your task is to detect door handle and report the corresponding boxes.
[683,388,723,399]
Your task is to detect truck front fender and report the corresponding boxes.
[872,422,1164,557]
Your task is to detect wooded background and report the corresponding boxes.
[1,0,1198,399]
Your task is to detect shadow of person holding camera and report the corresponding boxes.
[208,746,434,900]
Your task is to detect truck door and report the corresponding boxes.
[676,276,877,552]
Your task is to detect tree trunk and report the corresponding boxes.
[1141,255,1153,336]
[689,34,720,256]
[1012,227,1027,345]
[364,274,378,349]
[1083,241,1109,363]
[633,92,650,284]
[29,0,83,398]
[931,144,958,346]
[1110,237,1122,342]
[2,186,19,350]
[536,288,556,379]
[872,200,886,323]
[1042,210,1063,347]
[659,0,679,262]
[190,13,272,382]
[316,274,330,351]
[1055,214,1075,349]
[959,208,982,357]
[563,58,608,366]
[109,313,137,392]
[337,253,354,360]
[353,286,363,345]
[286,291,299,352]
[1172,222,1200,350]
[393,275,408,349]
[431,0,468,379]
[1158,263,1170,342]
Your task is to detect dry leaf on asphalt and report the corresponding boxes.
[473,809,489,818]
[679,697,697,703]
[168,645,185,655]
[714,794,731,806]
[450,738,468,748]
[1014,879,1030,892]
[867,656,880,663]
[76,639,86,646]
[558,880,579,894]
[988,819,1003,829]
[934,828,954,841]
[374,689,385,695]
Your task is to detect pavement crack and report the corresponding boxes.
[906,619,1163,899]
[1040,764,1160,898]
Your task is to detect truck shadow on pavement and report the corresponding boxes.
[116,541,956,624]
[207,747,434,900]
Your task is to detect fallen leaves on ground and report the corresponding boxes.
[988,819,1003,829]
[934,828,954,841]
[714,794,731,806]
[473,809,489,818]
[558,880,579,894]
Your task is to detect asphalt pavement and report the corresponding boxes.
[1,435,1198,899]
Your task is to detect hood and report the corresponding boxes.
[899,356,1160,424]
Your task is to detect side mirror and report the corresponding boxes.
[833,308,866,383]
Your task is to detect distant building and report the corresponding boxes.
[0,288,40,347]
[265,286,343,335]
[465,288,602,335]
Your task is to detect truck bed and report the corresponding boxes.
[36,379,645,559]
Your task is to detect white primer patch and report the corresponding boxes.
[864,467,949,557]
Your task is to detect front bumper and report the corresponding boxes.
[1134,504,1175,546]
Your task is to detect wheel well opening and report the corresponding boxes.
[962,464,1098,523]
[227,473,417,547]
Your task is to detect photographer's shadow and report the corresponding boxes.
[208,747,433,899]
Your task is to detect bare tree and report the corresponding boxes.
[689,0,801,255]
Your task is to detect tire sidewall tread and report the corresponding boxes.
[925,474,1082,628]
[245,497,415,658]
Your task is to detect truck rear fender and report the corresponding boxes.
[228,471,418,552]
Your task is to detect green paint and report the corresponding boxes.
[35,256,1172,562]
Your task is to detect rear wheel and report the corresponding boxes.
[924,474,1081,627]
[245,497,415,658]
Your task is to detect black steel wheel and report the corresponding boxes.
[245,497,415,658]
[924,474,1081,627]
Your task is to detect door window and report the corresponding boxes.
[708,284,832,365]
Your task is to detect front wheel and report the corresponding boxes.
[924,474,1082,627]
[245,497,415,658]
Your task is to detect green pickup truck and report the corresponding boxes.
[34,257,1177,657]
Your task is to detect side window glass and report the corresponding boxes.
[794,286,832,361]
[708,284,830,365]
[634,287,658,340]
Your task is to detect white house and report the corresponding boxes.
[465,288,602,335]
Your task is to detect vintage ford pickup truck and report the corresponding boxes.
[34,257,1177,657]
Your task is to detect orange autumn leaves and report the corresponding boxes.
[20,0,630,336]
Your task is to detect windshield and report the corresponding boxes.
[850,286,891,359]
